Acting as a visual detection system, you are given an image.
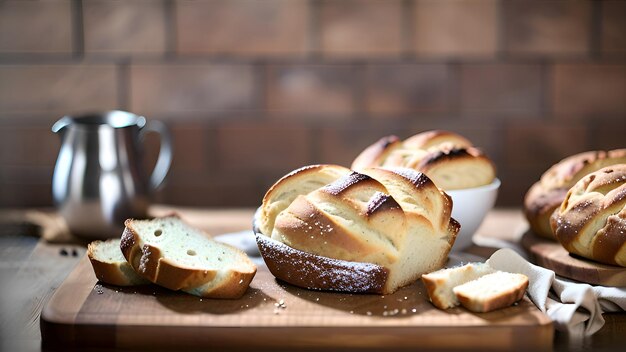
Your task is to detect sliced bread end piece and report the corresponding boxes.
[87,238,150,286]
[452,272,529,313]
[421,262,495,309]
[120,216,257,299]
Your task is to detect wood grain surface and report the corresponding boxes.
[521,231,626,287]
[41,254,553,351]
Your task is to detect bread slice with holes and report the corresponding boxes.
[121,216,257,299]
[453,272,529,313]
[87,238,150,286]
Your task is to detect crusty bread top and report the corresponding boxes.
[260,164,351,237]
[524,149,626,240]
[259,165,459,294]
[351,130,496,190]
[551,165,626,266]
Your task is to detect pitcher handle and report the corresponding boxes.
[141,120,173,190]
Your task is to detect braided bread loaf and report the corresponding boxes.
[256,164,459,294]
[351,130,496,190]
[551,165,626,267]
[524,149,626,239]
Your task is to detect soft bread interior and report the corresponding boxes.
[91,238,127,264]
[421,263,496,309]
[130,217,255,274]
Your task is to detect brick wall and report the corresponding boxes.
[0,0,624,208]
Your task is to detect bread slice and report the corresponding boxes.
[87,239,150,286]
[453,272,529,313]
[421,263,495,309]
[121,216,257,299]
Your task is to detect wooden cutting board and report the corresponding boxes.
[41,255,553,351]
[521,231,626,287]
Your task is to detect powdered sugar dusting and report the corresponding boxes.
[256,234,387,293]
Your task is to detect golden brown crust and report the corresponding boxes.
[403,130,473,150]
[87,241,149,286]
[551,165,626,267]
[351,135,402,170]
[352,131,495,190]
[525,149,626,239]
[260,164,351,236]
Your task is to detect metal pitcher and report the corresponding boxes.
[51,111,172,239]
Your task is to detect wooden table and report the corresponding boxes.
[0,206,624,351]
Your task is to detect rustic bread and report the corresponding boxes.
[551,165,626,267]
[256,165,459,295]
[121,216,257,298]
[351,130,496,190]
[259,164,351,238]
[421,263,495,309]
[453,272,529,313]
[87,239,150,286]
[524,149,626,240]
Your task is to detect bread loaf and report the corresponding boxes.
[352,130,496,190]
[256,165,459,295]
[87,238,150,286]
[524,149,626,239]
[551,165,626,267]
[121,216,257,298]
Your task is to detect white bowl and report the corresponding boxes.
[447,178,501,252]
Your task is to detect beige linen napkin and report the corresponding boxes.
[487,248,626,336]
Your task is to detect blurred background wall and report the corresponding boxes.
[0,0,624,208]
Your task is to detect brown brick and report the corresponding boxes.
[0,124,59,167]
[366,64,451,115]
[0,0,72,54]
[130,64,258,115]
[317,124,407,167]
[83,0,166,55]
[0,166,53,207]
[459,64,544,114]
[176,0,309,56]
[216,121,312,173]
[0,65,118,114]
[601,1,626,55]
[591,119,626,151]
[502,121,588,168]
[267,65,355,116]
[320,0,403,57]
[503,0,591,56]
[162,173,263,207]
[552,64,626,116]
[497,167,547,207]
[413,0,497,58]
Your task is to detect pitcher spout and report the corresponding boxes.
[52,116,73,134]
